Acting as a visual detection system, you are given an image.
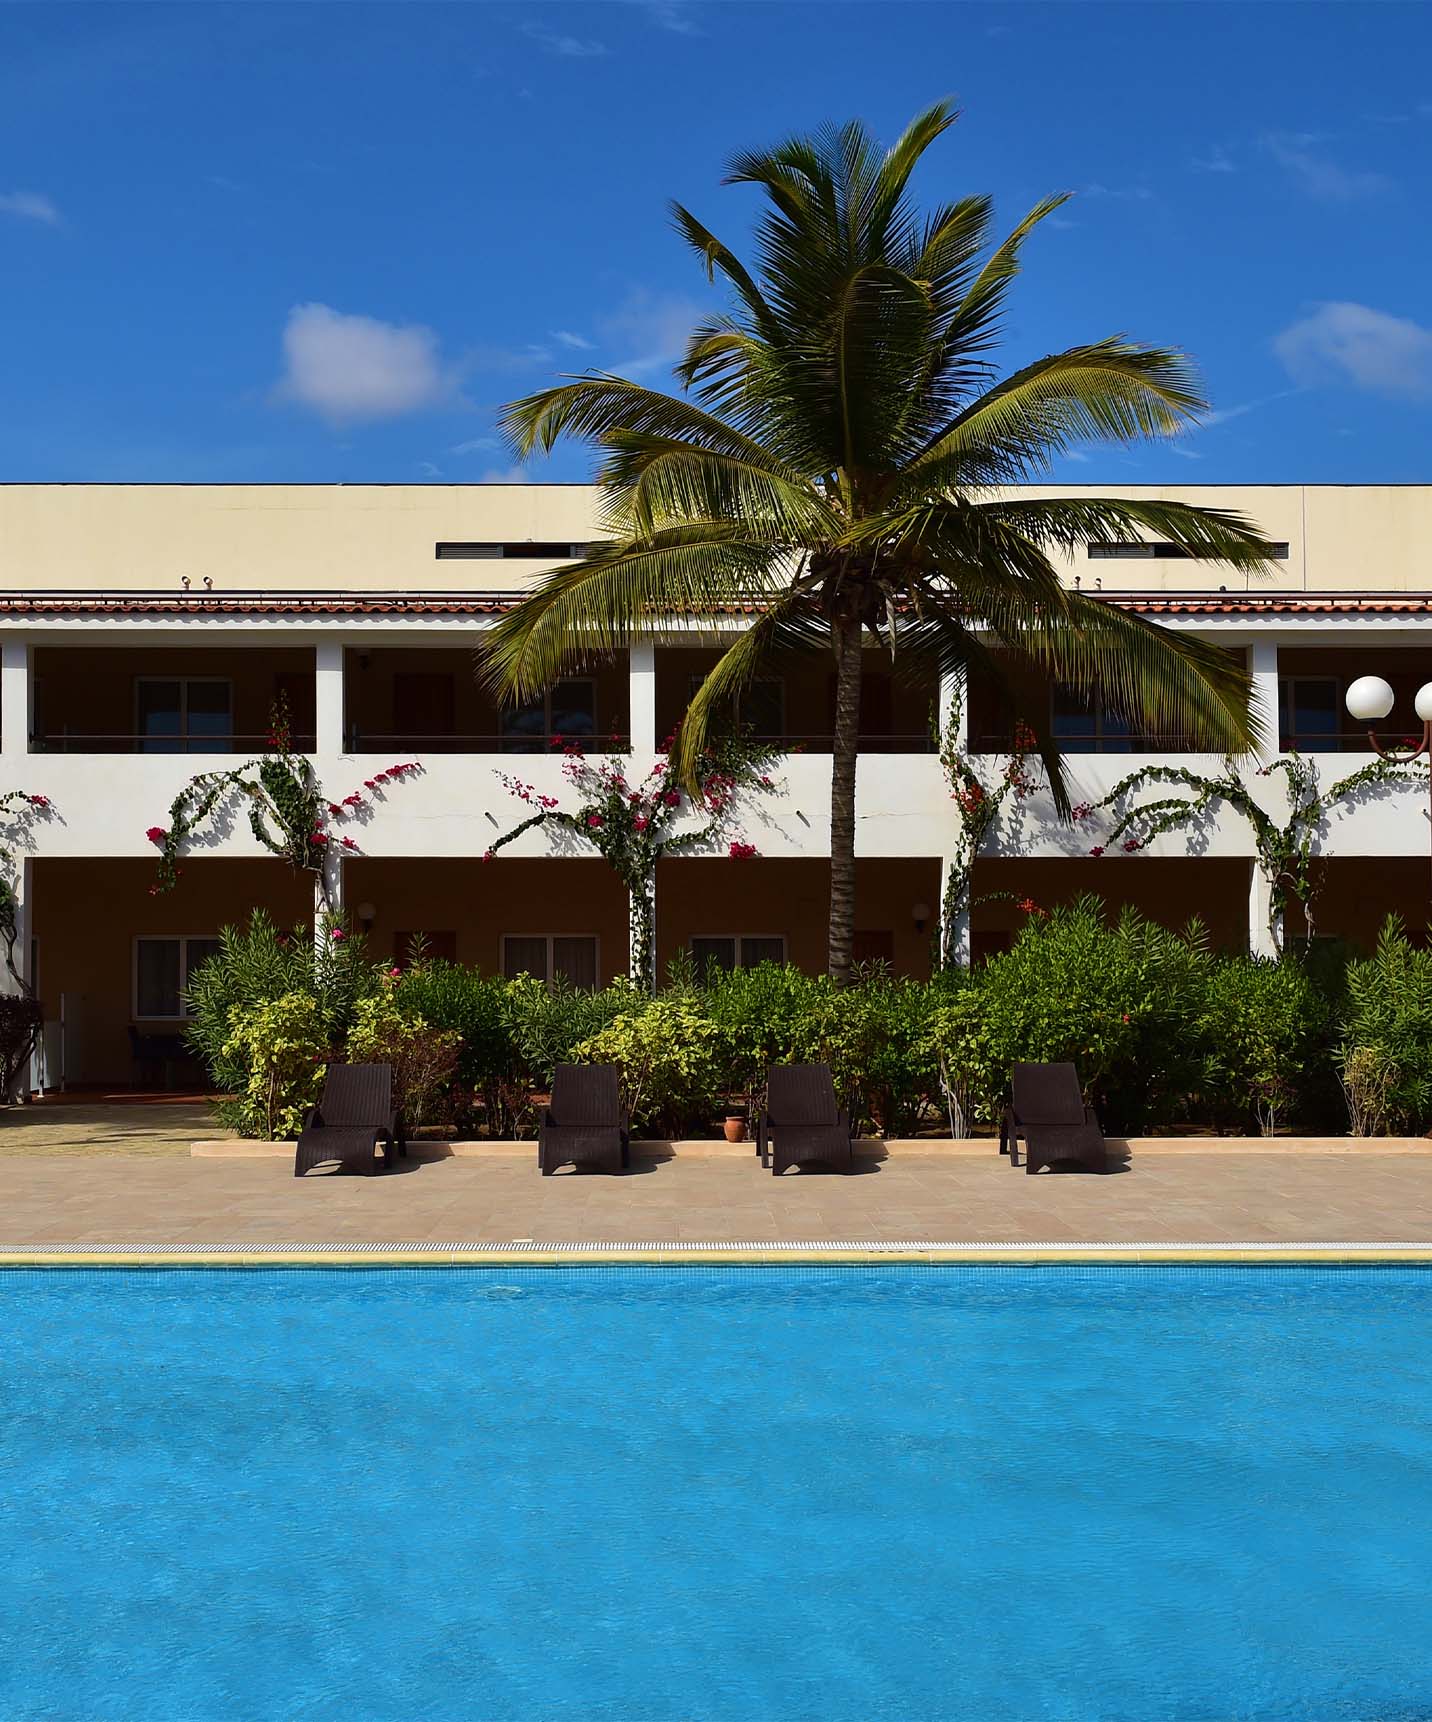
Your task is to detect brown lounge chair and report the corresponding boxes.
[999,1061,1106,1174]
[538,1064,629,1175]
[758,1062,855,1175]
[294,1062,405,1177]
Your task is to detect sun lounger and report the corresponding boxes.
[294,1062,405,1176]
[1000,1061,1106,1174]
[758,1062,855,1175]
[538,1064,629,1175]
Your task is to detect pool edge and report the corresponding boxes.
[5,1241,1432,1267]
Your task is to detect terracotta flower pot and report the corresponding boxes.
[722,1115,746,1144]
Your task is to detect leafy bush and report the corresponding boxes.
[791,964,948,1135]
[186,911,376,1090]
[701,962,825,1106]
[219,992,328,1139]
[506,976,636,1091]
[929,901,1210,1132]
[347,985,461,1130]
[393,960,523,1133]
[1340,917,1432,1134]
[0,995,43,1098]
[1198,956,1332,1135]
[574,994,721,1136]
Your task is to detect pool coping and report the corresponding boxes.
[6,1240,1432,1266]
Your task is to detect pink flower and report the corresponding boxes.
[26,794,49,808]
[1122,839,1141,853]
[388,966,402,979]
[145,826,167,844]
[482,848,495,863]
[330,927,347,943]
[758,776,773,789]
[728,840,757,860]
[664,791,681,807]
[340,836,358,851]
[586,814,603,829]
[310,831,329,847]
[363,779,376,791]
[1121,1013,1131,1023]
[1071,801,1093,822]
[327,803,344,817]
[1089,845,1105,858]
[632,814,649,831]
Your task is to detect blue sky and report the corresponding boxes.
[2,1,1430,485]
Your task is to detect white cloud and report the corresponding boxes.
[0,191,61,226]
[1198,389,1300,429]
[599,289,706,377]
[551,329,595,350]
[450,436,500,455]
[274,303,454,424]
[1274,302,1432,399]
[1264,133,1388,199]
[639,1,702,33]
[1191,147,1237,175]
[522,22,609,56]
[1081,182,1155,202]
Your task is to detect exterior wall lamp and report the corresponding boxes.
[1345,676,1432,917]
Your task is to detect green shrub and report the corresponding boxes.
[219,992,329,1139]
[186,911,377,1090]
[1198,956,1333,1135]
[790,964,947,1135]
[701,962,825,1106]
[393,960,523,1133]
[574,994,721,1136]
[506,976,637,1091]
[1340,917,1432,1133]
[346,985,461,1130]
[929,900,1209,1132]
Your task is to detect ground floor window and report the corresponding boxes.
[501,934,599,988]
[689,935,787,973]
[134,935,222,1019]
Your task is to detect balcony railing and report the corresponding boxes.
[346,731,632,755]
[33,732,317,755]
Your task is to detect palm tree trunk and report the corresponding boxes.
[828,615,864,985]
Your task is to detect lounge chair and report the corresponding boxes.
[294,1062,405,1176]
[1000,1062,1106,1174]
[758,1062,855,1175]
[538,1064,629,1175]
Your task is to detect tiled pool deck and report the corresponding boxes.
[4,1129,1432,1261]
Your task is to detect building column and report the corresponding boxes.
[1,639,32,764]
[629,640,657,758]
[316,848,345,944]
[1249,639,1279,764]
[315,640,345,758]
[1247,640,1281,956]
[937,665,970,967]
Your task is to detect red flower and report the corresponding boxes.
[26,794,49,808]
[145,826,167,844]
[482,848,495,863]
[664,791,681,807]
[632,814,649,831]
[310,831,329,847]
[728,840,757,860]
[586,814,603,829]
[1121,1013,1131,1023]
[363,779,376,791]
[1089,845,1105,858]
[330,927,347,943]
[388,966,402,979]
[340,836,358,850]
[1071,801,1094,822]
[327,803,344,818]
[1122,839,1141,853]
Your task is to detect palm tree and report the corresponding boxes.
[479,102,1279,984]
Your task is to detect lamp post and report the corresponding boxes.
[1345,675,1432,919]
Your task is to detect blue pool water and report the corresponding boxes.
[4,1267,1432,1721]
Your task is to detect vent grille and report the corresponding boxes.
[1088,541,1289,561]
[435,542,588,561]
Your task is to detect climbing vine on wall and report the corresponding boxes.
[485,732,780,989]
[146,702,421,905]
[0,789,52,991]
[936,694,1038,967]
[1079,751,1427,948]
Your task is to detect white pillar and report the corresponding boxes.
[629,868,656,992]
[3,856,32,996]
[939,856,972,970]
[1248,863,1280,959]
[316,849,345,944]
[315,640,345,758]
[1249,639,1279,764]
[1,639,32,762]
[629,639,657,758]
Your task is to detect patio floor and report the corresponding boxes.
[4,1147,1432,1247]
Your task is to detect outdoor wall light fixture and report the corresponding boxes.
[912,901,931,933]
[1345,675,1432,907]
[355,901,377,930]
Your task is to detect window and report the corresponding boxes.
[136,679,233,754]
[134,935,222,1019]
[1279,677,1343,752]
[1051,685,1132,753]
[500,679,596,751]
[689,935,787,973]
[502,935,599,988]
[435,542,589,560]
[687,675,786,739]
[1087,540,1289,561]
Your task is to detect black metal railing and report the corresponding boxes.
[33,732,317,755]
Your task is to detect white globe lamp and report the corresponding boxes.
[1345,676,1395,723]
[1415,684,1432,724]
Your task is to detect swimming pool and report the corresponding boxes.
[3,1265,1431,1721]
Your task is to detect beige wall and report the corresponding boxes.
[655,857,942,978]
[33,858,312,1086]
[970,857,1253,955]
[2,483,1428,597]
[343,858,629,978]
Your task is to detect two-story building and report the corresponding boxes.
[3,481,1428,1088]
